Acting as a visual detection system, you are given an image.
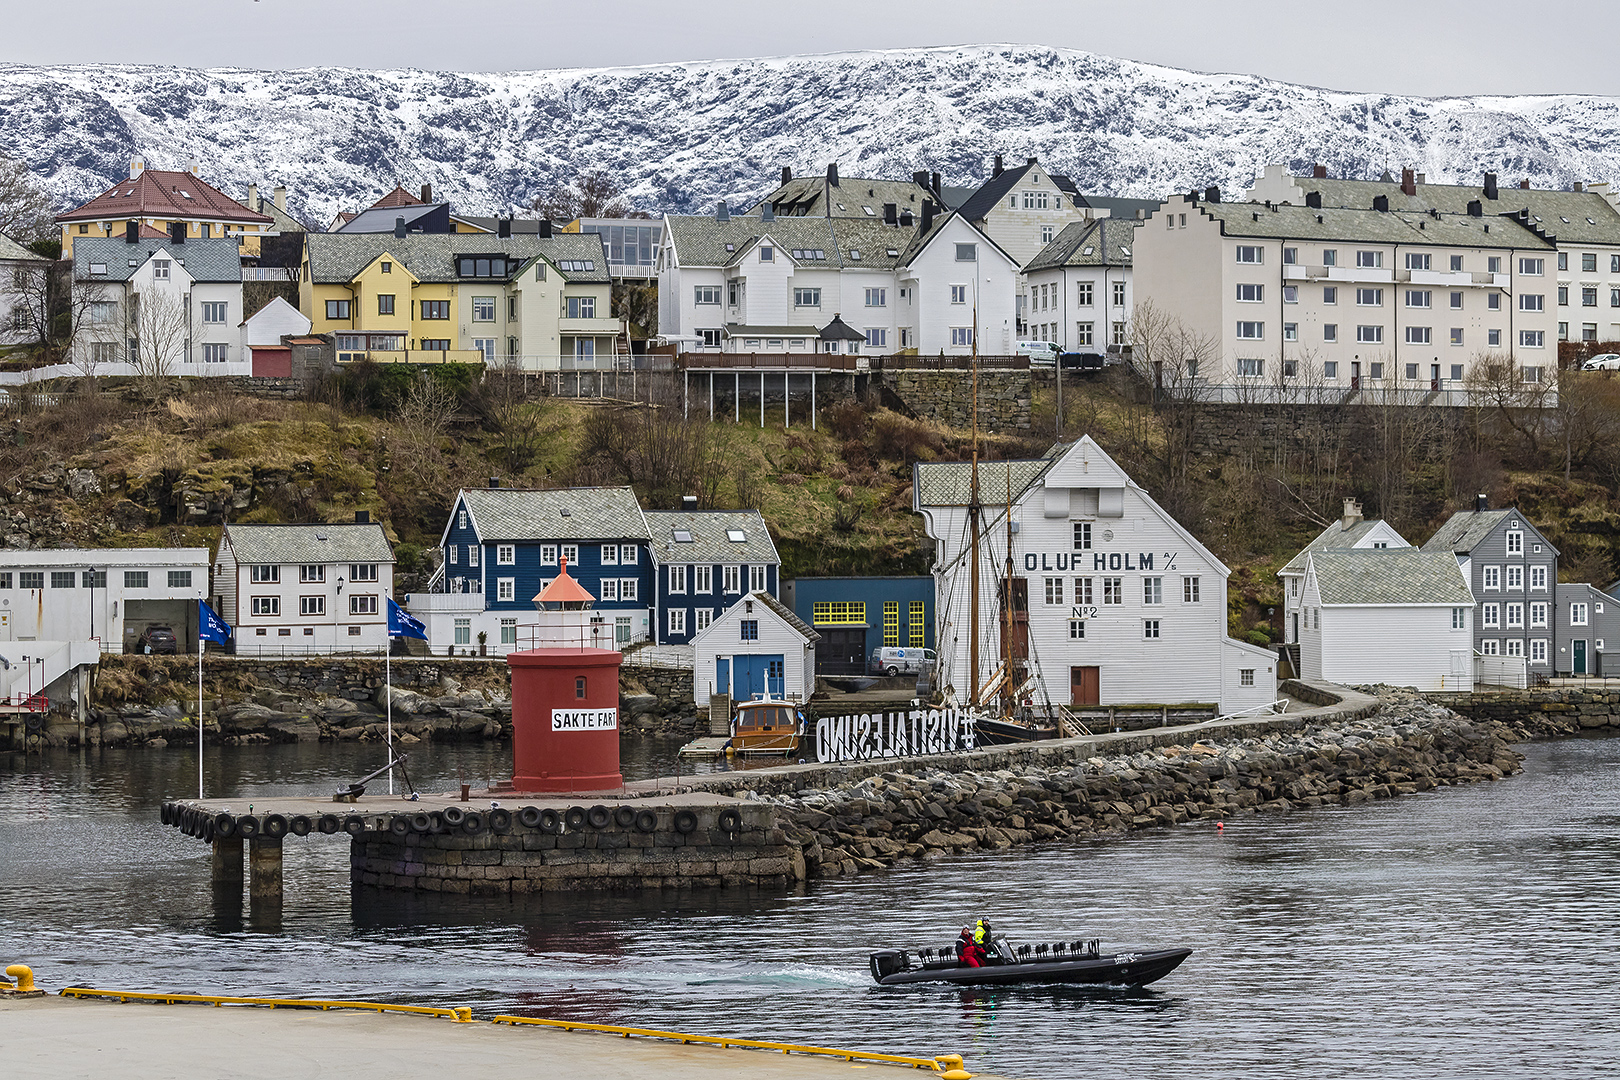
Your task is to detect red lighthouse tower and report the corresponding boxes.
[506,559,623,793]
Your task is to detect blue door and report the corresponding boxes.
[715,657,730,699]
[733,654,786,699]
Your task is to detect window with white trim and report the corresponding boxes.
[1143,577,1162,605]
[497,578,514,602]
[723,565,741,593]
[500,618,517,645]
[619,578,638,601]
[668,607,686,635]
[600,578,619,601]
[1572,603,1589,626]
[1531,602,1548,628]
[1483,603,1500,628]
[1143,619,1161,639]
[497,545,514,565]
[694,565,712,593]
[1531,638,1548,663]
[1506,565,1523,590]
[1483,566,1500,590]
[669,565,687,594]
[694,608,713,632]
[601,544,618,565]
[750,565,767,593]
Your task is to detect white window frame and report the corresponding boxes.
[668,607,686,635]
[497,544,515,565]
[669,565,687,594]
[497,578,515,602]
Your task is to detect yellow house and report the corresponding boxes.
[55,160,275,259]
[300,231,620,368]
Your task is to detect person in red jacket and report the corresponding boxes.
[955,927,986,967]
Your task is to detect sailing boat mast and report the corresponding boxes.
[1003,460,1014,718]
[968,294,982,707]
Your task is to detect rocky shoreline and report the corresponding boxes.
[747,691,1528,880]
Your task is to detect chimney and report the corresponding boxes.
[273,185,287,212]
[1373,194,1390,212]
[826,163,839,187]
[1305,191,1322,209]
[488,477,501,488]
[247,183,258,212]
[681,495,698,511]
[393,216,407,239]
[930,171,941,194]
[1522,178,1531,190]
[899,209,914,226]
[1341,498,1363,530]
[1027,156,1038,166]
[1574,180,1585,192]
[355,509,371,524]
[169,221,186,244]
[1468,199,1483,218]
[1205,185,1221,203]
[883,202,897,225]
[187,157,200,177]
[716,201,730,222]
[538,218,552,238]
[1401,168,1416,197]
[1475,494,1488,513]
[912,170,929,190]
[1312,163,1327,179]
[129,158,145,180]
[124,220,139,244]
[762,202,775,222]
[497,217,511,238]
[1135,208,1144,220]
[421,183,432,203]
[921,200,934,233]
[992,154,1004,178]
[1484,173,1499,200]
[781,165,792,186]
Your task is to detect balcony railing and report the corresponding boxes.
[402,592,486,613]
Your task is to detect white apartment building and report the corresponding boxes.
[1248,165,1620,346]
[0,548,210,652]
[914,435,1277,717]
[1022,219,1137,351]
[1132,189,1559,403]
[72,233,248,375]
[659,204,1019,356]
[215,517,394,655]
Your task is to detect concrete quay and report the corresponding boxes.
[1,995,997,1080]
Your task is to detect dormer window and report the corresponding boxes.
[759,246,773,262]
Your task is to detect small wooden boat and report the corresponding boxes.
[973,715,1060,745]
[869,937,1191,987]
[729,696,806,756]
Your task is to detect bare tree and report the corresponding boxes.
[0,156,53,242]
[530,171,647,223]
[0,259,51,349]
[65,280,123,377]
[128,288,198,397]
[1464,352,1556,461]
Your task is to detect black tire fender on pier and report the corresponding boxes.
[634,809,658,833]
[673,809,699,835]
[389,815,411,836]
[539,808,563,834]
[441,806,467,827]
[236,815,260,838]
[564,806,587,831]
[717,808,743,834]
[488,808,513,833]
[613,805,637,828]
[203,817,216,842]
[262,814,289,839]
[160,802,173,826]
[517,806,543,829]
[410,812,433,834]
[342,815,366,838]
[213,813,236,838]
[586,805,612,829]
[461,811,486,835]
[289,815,312,837]
[317,814,341,835]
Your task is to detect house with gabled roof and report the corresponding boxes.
[215,514,394,655]
[1297,547,1476,691]
[0,231,50,348]
[1022,217,1139,352]
[1278,499,1409,645]
[914,435,1276,717]
[56,160,273,259]
[691,591,818,705]
[748,164,938,220]
[644,510,780,645]
[1421,498,1558,670]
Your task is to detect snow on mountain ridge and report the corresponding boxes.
[4,44,1620,227]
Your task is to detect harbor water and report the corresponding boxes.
[2,735,1617,1078]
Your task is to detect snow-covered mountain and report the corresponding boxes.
[5,44,1620,227]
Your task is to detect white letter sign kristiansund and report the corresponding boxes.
[550,707,618,732]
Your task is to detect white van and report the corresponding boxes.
[1016,340,1060,366]
[870,647,937,676]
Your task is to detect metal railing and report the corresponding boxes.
[58,986,471,1021]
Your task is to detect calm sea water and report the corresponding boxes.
[2,735,1617,1079]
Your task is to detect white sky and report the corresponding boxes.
[3,0,1613,98]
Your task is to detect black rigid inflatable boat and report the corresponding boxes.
[869,937,1191,987]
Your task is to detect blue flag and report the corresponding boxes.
[199,600,232,644]
[388,598,428,640]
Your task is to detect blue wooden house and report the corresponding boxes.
[644,510,781,645]
[408,485,654,654]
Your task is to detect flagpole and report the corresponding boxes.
[386,643,394,795]
[197,604,204,800]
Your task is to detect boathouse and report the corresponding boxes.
[914,436,1276,718]
[1277,499,1408,646]
[691,592,817,706]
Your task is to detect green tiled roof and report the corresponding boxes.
[1310,548,1474,606]
[644,510,778,564]
[914,446,1067,508]
[304,232,610,285]
[1025,218,1139,272]
[224,523,394,565]
[73,237,244,283]
[0,232,46,262]
[663,213,949,270]
[1280,519,1394,573]
[1281,176,1620,247]
[459,487,649,542]
[1191,198,1552,251]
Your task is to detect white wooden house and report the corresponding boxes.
[215,515,394,655]
[691,592,818,706]
[1278,500,1409,644]
[914,435,1277,717]
[1297,548,1476,692]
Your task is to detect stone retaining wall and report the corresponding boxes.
[1427,686,1620,735]
[884,370,1030,432]
[620,663,701,735]
[349,803,795,894]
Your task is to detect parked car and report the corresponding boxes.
[137,625,178,655]
[1060,351,1106,372]
[1016,340,1061,366]
[871,646,936,676]
[1583,353,1620,371]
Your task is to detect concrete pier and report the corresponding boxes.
[248,837,282,905]
[210,836,242,890]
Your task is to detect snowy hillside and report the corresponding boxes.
[4,44,1620,226]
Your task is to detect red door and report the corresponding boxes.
[1071,666,1099,706]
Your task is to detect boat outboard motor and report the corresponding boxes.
[869,951,908,981]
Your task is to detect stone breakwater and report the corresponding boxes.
[743,694,1524,880]
[1428,686,1620,737]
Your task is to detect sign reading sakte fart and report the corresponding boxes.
[550,708,618,732]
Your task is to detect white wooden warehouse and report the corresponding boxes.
[914,436,1277,717]
[691,592,818,706]
[1298,548,1477,692]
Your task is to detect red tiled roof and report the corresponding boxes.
[371,186,424,209]
[138,222,168,238]
[56,169,274,225]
